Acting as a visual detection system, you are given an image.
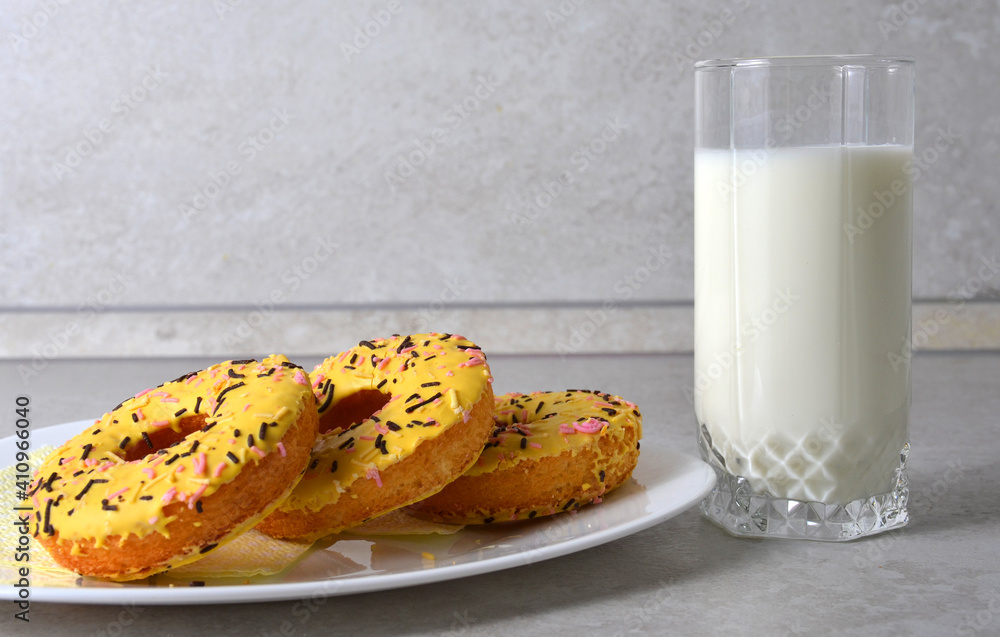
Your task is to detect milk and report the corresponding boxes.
[694,145,912,504]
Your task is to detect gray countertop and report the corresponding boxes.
[1,351,998,636]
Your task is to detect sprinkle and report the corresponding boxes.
[259,422,268,441]
[151,420,171,428]
[196,500,203,513]
[338,437,355,450]
[193,452,207,475]
[161,397,179,403]
[175,465,186,473]
[102,499,118,512]
[330,460,338,473]
[142,468,156,479]
[359,435,375,441]
[107,487,129,500]
[405,392,442,414]
[162,487,177,503]
[293,370,308,386]
[188,485,208,509]
[213,463,227,478]
[75,478,108,500]
[165,454,180,466]
[142,432,154,448]
[149,516,159,525]
[366,467,383,487]
[226,451,239,464]
[251,446,266,458]
[81,443,93,460]
[277,442,287,457]
[131,413,140,423]
[135,388,154,398]
[529,442,542,449]
[194,397,202,414]
[200,544,217,554]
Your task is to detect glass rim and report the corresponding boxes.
[694,55,915,70]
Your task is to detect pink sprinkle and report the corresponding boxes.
[228,439,237,444]
[186,374,198,384]
[366,467,383,487]
[338,350,350,362]
[251,446,266,458]
[194,378,204,387]
[243,403,251,412]
[359,435,375,441]
[378,357,391,370]
[135,408,144,420]
[63,456,76,463]
[151,420,171,428]
[150,454,167,467]
[213,462,227,478]
[162,487,177,503]
[188,484,208,509]
[560,424,576,435]
[397,362,407,373]
[135,388,154,398]
[161,397,179,403]
[151,391,171,398]
[446,371,454,377]
[374,424,389,435]
[294,370,308,386]
[107,487,128,500]
[277,442,287,457]
[433,344,443,350]
[175,464,186,473]
[98,462,114,472]
[142,468,156,479]
[458,359,483,368]
[593,496,603,504]
[529,442,542,449]
[193,452,207,475]
[85,458,99,467]
[437,364,447,369]
[574,418,605,434]
[399,345,417,354]
[149,516,159,525]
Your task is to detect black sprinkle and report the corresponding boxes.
[405,392,442,414]
[528,511,537,519]
[330,460,338,473]
[216,381,245,403]
[637,442,641,450]
[599,470,606,482]
[338,437,355,450]
[562,499,576,510]
[247,434,255,448]
[140,495,154,501]
[72,470,84,477]
[376,379,387,389]
[42,472,58,493]
[202,423,216,432]
[190,440,200,453]
[119,436,131,450]
[343,365,356,370]
[280,361,303,369]
[420,381,441,387]
[43,500,54,535]
[165,454,180,466]
[318,387,334,413]
[349,353,358,365]
[535,401,545,414]
[81,443,93,460]
[189,581,205,587]
[174,408,188,417]
[200,543,217,554]
[101,499,118,512]
[374,433,383,449]
[132,413,139,423]
[194,396,203,414]
[386,421,401,431]
[226,451,239,464]
[91,429,101,435]
[231,359,256,365]
[142,432,153,448]
[228,368,245,379]
[520,437,527,450]
[259,422,268,441]
[196,500,203,513]
[360,340,376,349]
[75,478,108,500]
[309,458,319,470]
[234,429,241,437]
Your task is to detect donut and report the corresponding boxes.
[255,333,495,541]
[408,389,642,524]
[27,356,318,581]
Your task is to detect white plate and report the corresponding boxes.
[1,420,714,605]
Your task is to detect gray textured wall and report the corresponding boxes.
[2,0,998,357]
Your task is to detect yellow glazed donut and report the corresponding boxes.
[409,389,642,524]
[255,333,494,541]
[27,356,318,581]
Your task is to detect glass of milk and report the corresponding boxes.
[693,56,914,540]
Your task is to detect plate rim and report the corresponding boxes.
[1,420,714,605]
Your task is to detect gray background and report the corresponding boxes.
[2,0,998,357]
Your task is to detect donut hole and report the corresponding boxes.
[121,415,208,462]
[319,390,391,434]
